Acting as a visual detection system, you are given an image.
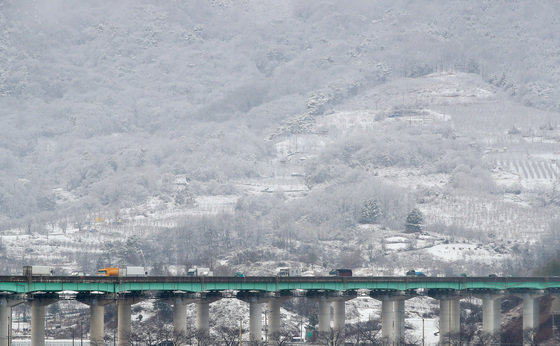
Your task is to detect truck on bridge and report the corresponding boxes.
[23,265,54,276]
[406,269,426,277]
[97,266,147,277]
[187,267,213,277]
[277,268,301,277]
[329,268,352,277]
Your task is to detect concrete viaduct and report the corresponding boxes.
[1,275,560,345]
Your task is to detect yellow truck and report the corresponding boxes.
[97,266,146,276]
[97,267,119,276]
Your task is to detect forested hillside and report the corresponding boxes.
[1,1,560,279]
[2,0,560,223]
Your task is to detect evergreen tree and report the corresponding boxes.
[405,208,424,233]
[359,199,383,224]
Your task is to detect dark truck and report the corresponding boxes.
[329,268,352,277]
[406,269,426,277]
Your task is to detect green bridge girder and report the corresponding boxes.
[1,276,560,295]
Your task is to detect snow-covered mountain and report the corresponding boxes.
[2,0,560,224]
[2,1,560,342]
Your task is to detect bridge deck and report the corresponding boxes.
[1,276,559,294]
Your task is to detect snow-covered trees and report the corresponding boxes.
[405,208,424,233]
[359,199,383,224]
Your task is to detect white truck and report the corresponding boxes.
[23,266,54,276]
[187,267,213,277]
[119,266,147,277]
[277,267,301,277]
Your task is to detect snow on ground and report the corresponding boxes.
[491,156,559,191]
[347,296,381,323]
[385,236,408,243]
[425,243,507,263]
[375,167,449,191]
[236,175,308,195]
[316,110,379,131]
[406,297,440,345]
[408,318,439,346]
[420,192,554,241]
[384,242,409,251]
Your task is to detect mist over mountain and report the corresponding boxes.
[1,0,560,277]
[5,2,560,343]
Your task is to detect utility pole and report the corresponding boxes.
[264,307,268,343]
[239,319,243,346]
[553,312,557,341]
[422,318,425,346]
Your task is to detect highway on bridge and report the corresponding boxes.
[1,275,560,294]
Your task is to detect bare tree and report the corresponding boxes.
[268,327,300,345]
[469,331,500,346]
[346,320,382,345]
[315,328,345,346]
[216,325,244,346]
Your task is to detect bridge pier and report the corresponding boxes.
[30,294,58,346]
[381,298,405,343]
[0,300,8,346]
[174,300,187,337]
[307,291,357,343]
[237,292,271,343]
[480,292,503,339]
[266,296,290,341]
[371,291,409,344]
[332,294,356,341]
[317,295,331,335]
[0,295,23,346]
[438,294,461,345]
[521,292,542,344]
[332,299,345,335]
[162,293,197,338]
[172,296,195,338]
[196,293,221,338]
[91,304,105,346]
[117,296,143,346]
[249,297,263,342]
[77,294,114,346]
[267,298,281,340]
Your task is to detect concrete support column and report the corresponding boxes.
[522,293,540,339]
[439,297,460,345]
[193,294,221,338]
[163,295,195,338]
[332,299,346,338]
[0,299,9,346]
[481,293,502,337]
[77,293,114,346]
[30,295,57,346]
[117,301,132,346]
[371,292,409,345]
[380,300,394,342]
[249,299,263,342]
[90,304,105,346]
[196,301,210,335]
[395,299,405,340]
[380,298,405,343]
[173,300,187,337]
[318,295,331,334]
[267,299,281,340]
[31,301,46,346]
